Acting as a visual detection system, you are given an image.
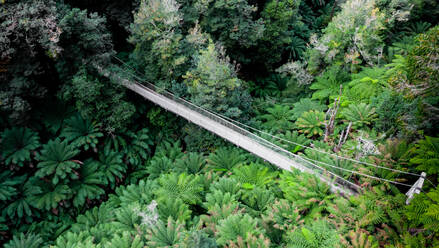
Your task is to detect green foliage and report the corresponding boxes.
[198,0,264,63]
[69,159,105,207]
[115,180,157,207]
[147,217,186,247]
[232,164,276,189]
[125,128,153,167]
[35,138,81,185]
[241,187,276,217]
[410,136,439,178]
[279,171,334,219]
[146,157,174,180]
[3,178,40,220]
[0,172,25,201]
[184,41,251,120]
[207,147,244,173]
[260,104,295,132]
[175,152,206,174]
[340,103,377,129]
[157,198,192,223]
[371,91,420,135]
[292,98,327,120]
[209,177,242,197]
[344,67,388,104]
[279,131,311,153]
[57,6,114,77]
[97,150,126,189]
[1,127,40,167]
[216,213,268,247]
[4,232,43,248]
[0,0,60,122]
[310,66,348,102]
[31,183,71,211]
[286,220,339,248]
[60,114,103,151]
[406,187,439,233]
[262,199,301,244]
[295,110,326,138]
[258,0,305,67]
[204,190,238,211]
[62,69,135,132]
[155,173,203,205]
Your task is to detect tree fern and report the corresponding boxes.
[71,204,115,233]
[4,233,43,248]
[340,103,377,129]
[345,67,388,103]
[279,170,334,220]
[35,138,81,185]
[410,136,439,179]
[231,164,276,189]
[157,197,192,223]
[262,199,301,244]
[175,152,206,174]
[207,147,244,173]
[1,127,40,167]
[286,220,339,248]
[216,213,266,247]
[260,104,295,132]
[406,187,439,233]
[279,131,311,153]
[126,128,153,166]
[154,139,183,161]
[60,114,103,151]
[204,190,238,210]
[3,177,40,221]
[97,150,126,189]
[116,180,157,207]
[310,66,348,102]
[70,159,105,207]
[209,177,242,198]
[146,156,174,179]
[240,187,275,217]
[292,98,327,120]
[106,232,144,248]
[155,173,203,205]
[0,172,25,201]
[295,110,325,138]
[30,182,72,211]
[146,217,186,247]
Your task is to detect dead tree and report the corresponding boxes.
[324,85,342,143]
[334,122,352,152]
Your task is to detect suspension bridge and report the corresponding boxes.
[95,60,429,200]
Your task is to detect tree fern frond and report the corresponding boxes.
[35,138,81,185]
[60,114,103,151]
[1,127,40,167]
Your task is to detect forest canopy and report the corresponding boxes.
[1,0,438,247]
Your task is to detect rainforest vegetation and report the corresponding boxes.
[1,0,439,247]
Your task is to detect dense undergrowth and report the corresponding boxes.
[1,0,438,247]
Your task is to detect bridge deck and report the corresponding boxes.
[96,65,356,196]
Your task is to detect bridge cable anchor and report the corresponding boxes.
[405,172,426,205]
